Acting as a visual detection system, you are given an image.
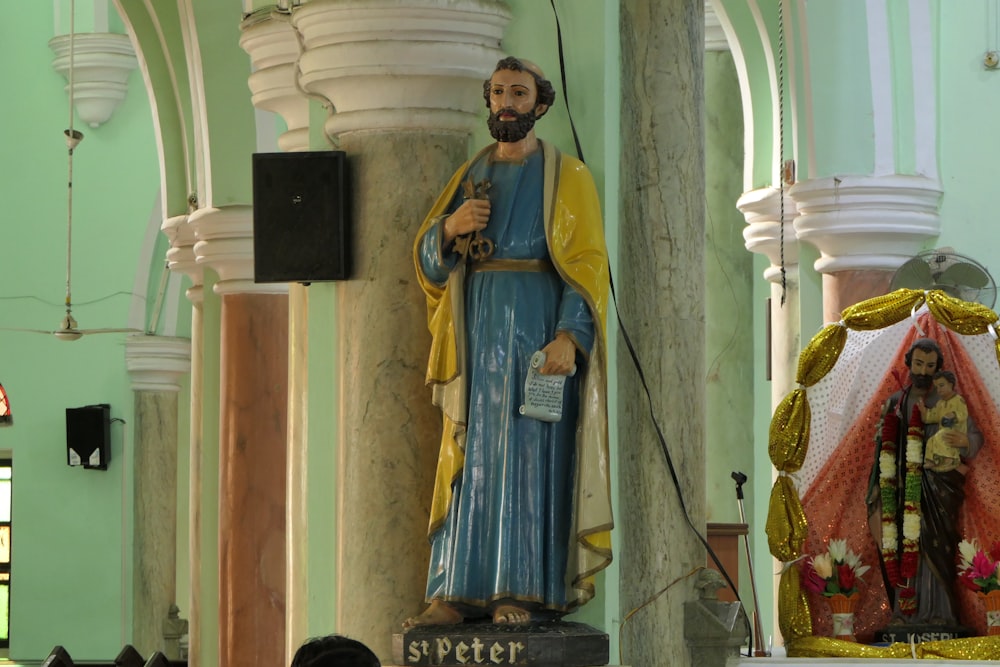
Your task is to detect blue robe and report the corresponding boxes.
[416,150,594,612]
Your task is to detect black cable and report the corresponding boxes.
[549,0,585,162]
[547,1,753,656]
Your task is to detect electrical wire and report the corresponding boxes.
[619,567,704,665]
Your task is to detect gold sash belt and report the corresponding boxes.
[468,258,555,274]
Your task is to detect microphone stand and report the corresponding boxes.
[732,471,770,657]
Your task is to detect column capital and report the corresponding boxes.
[190,205,288,296]
[48,32,138,128]
[162,214,205,305]
[704,1,729,52]
[239,11,310,152]
[791,174,942,274]
[738,186,800,284]
[125,335,192,392]
[291,0,510,138]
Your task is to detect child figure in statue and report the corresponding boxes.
[918,370,968,473]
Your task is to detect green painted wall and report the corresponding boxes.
[937,0,1000,278]
[0,3,162,662]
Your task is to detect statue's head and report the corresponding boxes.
[905,338,943,390]
[482,56,556,142]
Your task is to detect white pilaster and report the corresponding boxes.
[791,174,942,274]
[239,11,311,153]
[162,214,205,305]
[739,186,800,283]
[190,205,287,295]
[48,32,138,128]
[291,0,510,137]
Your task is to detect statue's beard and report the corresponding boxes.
[912,373,933,390]
[487,107,537,143]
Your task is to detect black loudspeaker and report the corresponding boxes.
[252,151,351,284]
[65,404,111,470]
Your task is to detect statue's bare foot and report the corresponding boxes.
[402,599,463,629]
[493,604,531,625]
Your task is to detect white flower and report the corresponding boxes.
[906,438,923,464]
[879,451,896,479]
[855,564,871,579]
[959,539,979,569]
[829,539,848,563]
[903,513,921,540]
[882,522,898,550]
[813,553,833,579]
[845,550,862,570]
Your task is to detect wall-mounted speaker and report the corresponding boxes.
[252,151,351,284]
[65,404,111,470]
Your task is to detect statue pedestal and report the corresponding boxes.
[874,623,972,644]
[392,621,609,666]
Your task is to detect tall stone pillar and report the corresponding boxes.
[125,334,192,658]
[191,204,289,667]
[162,213,206,667]
[238,14,312,659]
[618,2,705,666]
[292,1,508,660]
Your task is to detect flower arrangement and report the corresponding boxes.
[957,539,1000,594]
[876,404,924,613]
[801,539,871,598]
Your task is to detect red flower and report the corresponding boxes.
[958,572,981,591]
[901,551,919,579]
[837,563,856,592]
[898,586,918,615]
[801,558,828,594]
[881,413,899,443]
[885,559,901,587]
[971,551,996,580]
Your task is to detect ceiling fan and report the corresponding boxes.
[2,2,141,342]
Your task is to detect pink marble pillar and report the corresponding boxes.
[822,269,894,323]
[218,292,288,667]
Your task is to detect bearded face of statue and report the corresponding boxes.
[487,107,537,143]
[909,348,940,390]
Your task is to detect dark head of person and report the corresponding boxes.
[291,635,380,667]
[904,338,944,391]
[482,56,557,143]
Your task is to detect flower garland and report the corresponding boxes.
[878,399,924,614]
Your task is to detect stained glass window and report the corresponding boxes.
[0,384,10,426]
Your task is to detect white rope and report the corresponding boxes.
[65,0,77,318]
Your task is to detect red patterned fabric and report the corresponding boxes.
[800,316,1000,641]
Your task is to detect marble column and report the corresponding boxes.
[791,174,941,323]
[238,15,314,658]
[618,2,704,666]
[162,213,206,667]
[125,334,192,658]
[291,1,508,659]
[191,205,289,667]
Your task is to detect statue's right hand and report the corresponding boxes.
[444,199,491,244]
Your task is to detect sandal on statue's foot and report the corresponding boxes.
[403,600,463,629]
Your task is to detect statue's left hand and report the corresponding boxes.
[539,333,576,375]
[942,429,970,449]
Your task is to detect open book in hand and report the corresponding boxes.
[519,350,576,422]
